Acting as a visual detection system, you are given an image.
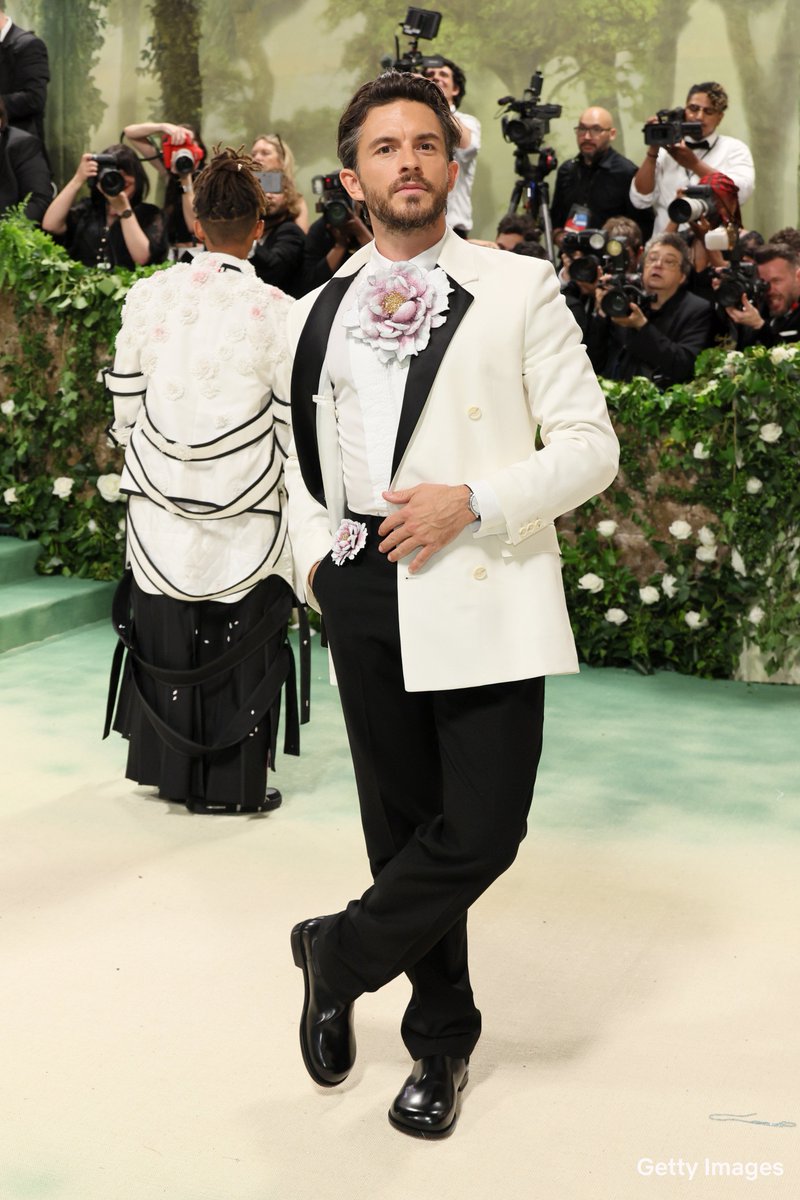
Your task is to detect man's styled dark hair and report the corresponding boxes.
[686,81,728,113]
[496,213,539,241]
[426,57,467,109]
[338,71,462,171]
[754,243,800,271]
[644,232,692,277]
[768,227,800,255]
[193,145,265,244]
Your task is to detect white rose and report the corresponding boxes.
[118,517,126,532]
[747,605,765,626]
[723,350,743,378]
[96,473,122,503]
[759,423,783,443]
[605,608,628,625]
[596,520,618,537]
[52,476,74,499]
[87,519,98,534]
[730,549,746,577]
[669,519,692,540]
[696,544,718,563]
[639,586,660,605]
[770,345,795,364]
[3,486,18,504]
[745,477,763,495]
[684,610,707,630]
[661,573,678,598]
[1,399,15,416]
[692,442,710,460]
[698,525,716,546]
[578,573,604,593]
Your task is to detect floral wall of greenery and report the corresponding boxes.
[1,212,797,679]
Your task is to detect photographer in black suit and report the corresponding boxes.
[725,244,800,348]
[0,94,51,222]
[297,171,372,296]
[0,8,48,145]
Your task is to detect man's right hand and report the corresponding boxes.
[726,295,766,329]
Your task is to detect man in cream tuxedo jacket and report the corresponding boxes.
[287,71,619,1138]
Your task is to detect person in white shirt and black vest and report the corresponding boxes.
[285,71,618,1138]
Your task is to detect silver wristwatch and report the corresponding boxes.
[467,487,481,521]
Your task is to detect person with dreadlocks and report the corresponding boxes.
[103,146,303,815]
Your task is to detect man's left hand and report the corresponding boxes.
[380,483,474,573]
[611,302,648,330]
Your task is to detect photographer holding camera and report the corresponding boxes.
[298,170,373,296]
[587,231,712,388]
[560,216,642,340]
[424,57,479,235]
[0,93,51,223]
[725,243,800,348]
[42,143,168,269]
[122,120,206,254]
[631,82,754,236]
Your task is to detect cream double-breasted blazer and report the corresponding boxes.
[285,229,619,691]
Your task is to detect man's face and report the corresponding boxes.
[684,92,725,140]
[642,244,686,302]
[575,108,615,164]
[424,65,459,107]
[340,100,457,236]
[757,258,800,315]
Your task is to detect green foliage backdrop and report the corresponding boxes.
[1,213,797,680]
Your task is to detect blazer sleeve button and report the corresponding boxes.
[467,406,482,420]
[472,566,488,580]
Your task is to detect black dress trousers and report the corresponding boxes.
[311,520,545,1060]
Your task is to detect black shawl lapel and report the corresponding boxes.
[290,271,362,506]
[391,274,474,478]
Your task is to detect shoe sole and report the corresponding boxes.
[387,1070,470,1139]
[290,925,348,1089]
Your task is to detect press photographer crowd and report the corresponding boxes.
[2,4,798,389]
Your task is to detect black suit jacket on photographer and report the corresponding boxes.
[588,286,713,389]
[0,23,49,143]
[551,148,651,236]
[251,216,305,298]
[736,302,800,350]
[0,124,51,222]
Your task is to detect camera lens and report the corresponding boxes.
[667,196,709,223]
[98,167,125,197]
[173,148,195,175]
[601,288,632,318]
[325,200,351,227]
[569,255,601,284]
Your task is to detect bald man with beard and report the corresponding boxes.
[551,105,649,238]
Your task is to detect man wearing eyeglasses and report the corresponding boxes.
[631,82,755,235]
[551,106,646,238]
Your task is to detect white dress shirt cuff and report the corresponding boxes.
[466,479,506,538]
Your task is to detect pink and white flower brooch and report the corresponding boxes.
[331,518,368,566]
[346,261,451,364]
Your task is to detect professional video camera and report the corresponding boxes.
[380,7,443,73]
[643,107,703,148]
[90,153,125,197]
[499,70,561,262]
[667,184,716,225]
[499,70,562,155]
[715,262,770,310]
[599,274,654,319]
[162,133,204,176]
[312,171,354,228]
[561,229,627,284]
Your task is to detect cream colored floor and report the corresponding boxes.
[1,623,798,1199]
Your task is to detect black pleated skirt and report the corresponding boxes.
[111,574,294,810]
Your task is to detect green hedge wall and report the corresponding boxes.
[1,212,798,679]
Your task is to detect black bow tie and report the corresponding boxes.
[685,139,711,151]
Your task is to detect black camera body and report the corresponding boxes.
[312,171,354,228]
[499,70,562,154]
[716,262,770,310]
[563,230,628,285]
[381,7,442,73]
[643,107,703,148]
[667,184,717,225]
[600,274,653,319]
[90,153,125,197]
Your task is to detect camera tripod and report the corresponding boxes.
[507,146,558,263]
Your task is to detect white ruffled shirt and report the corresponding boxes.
[323,235,502,534]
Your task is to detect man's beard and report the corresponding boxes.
[360,174,449,233]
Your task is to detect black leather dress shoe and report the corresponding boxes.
[290,917,355,1087]
[388,1054,470,1137]
[187,787,282,815]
